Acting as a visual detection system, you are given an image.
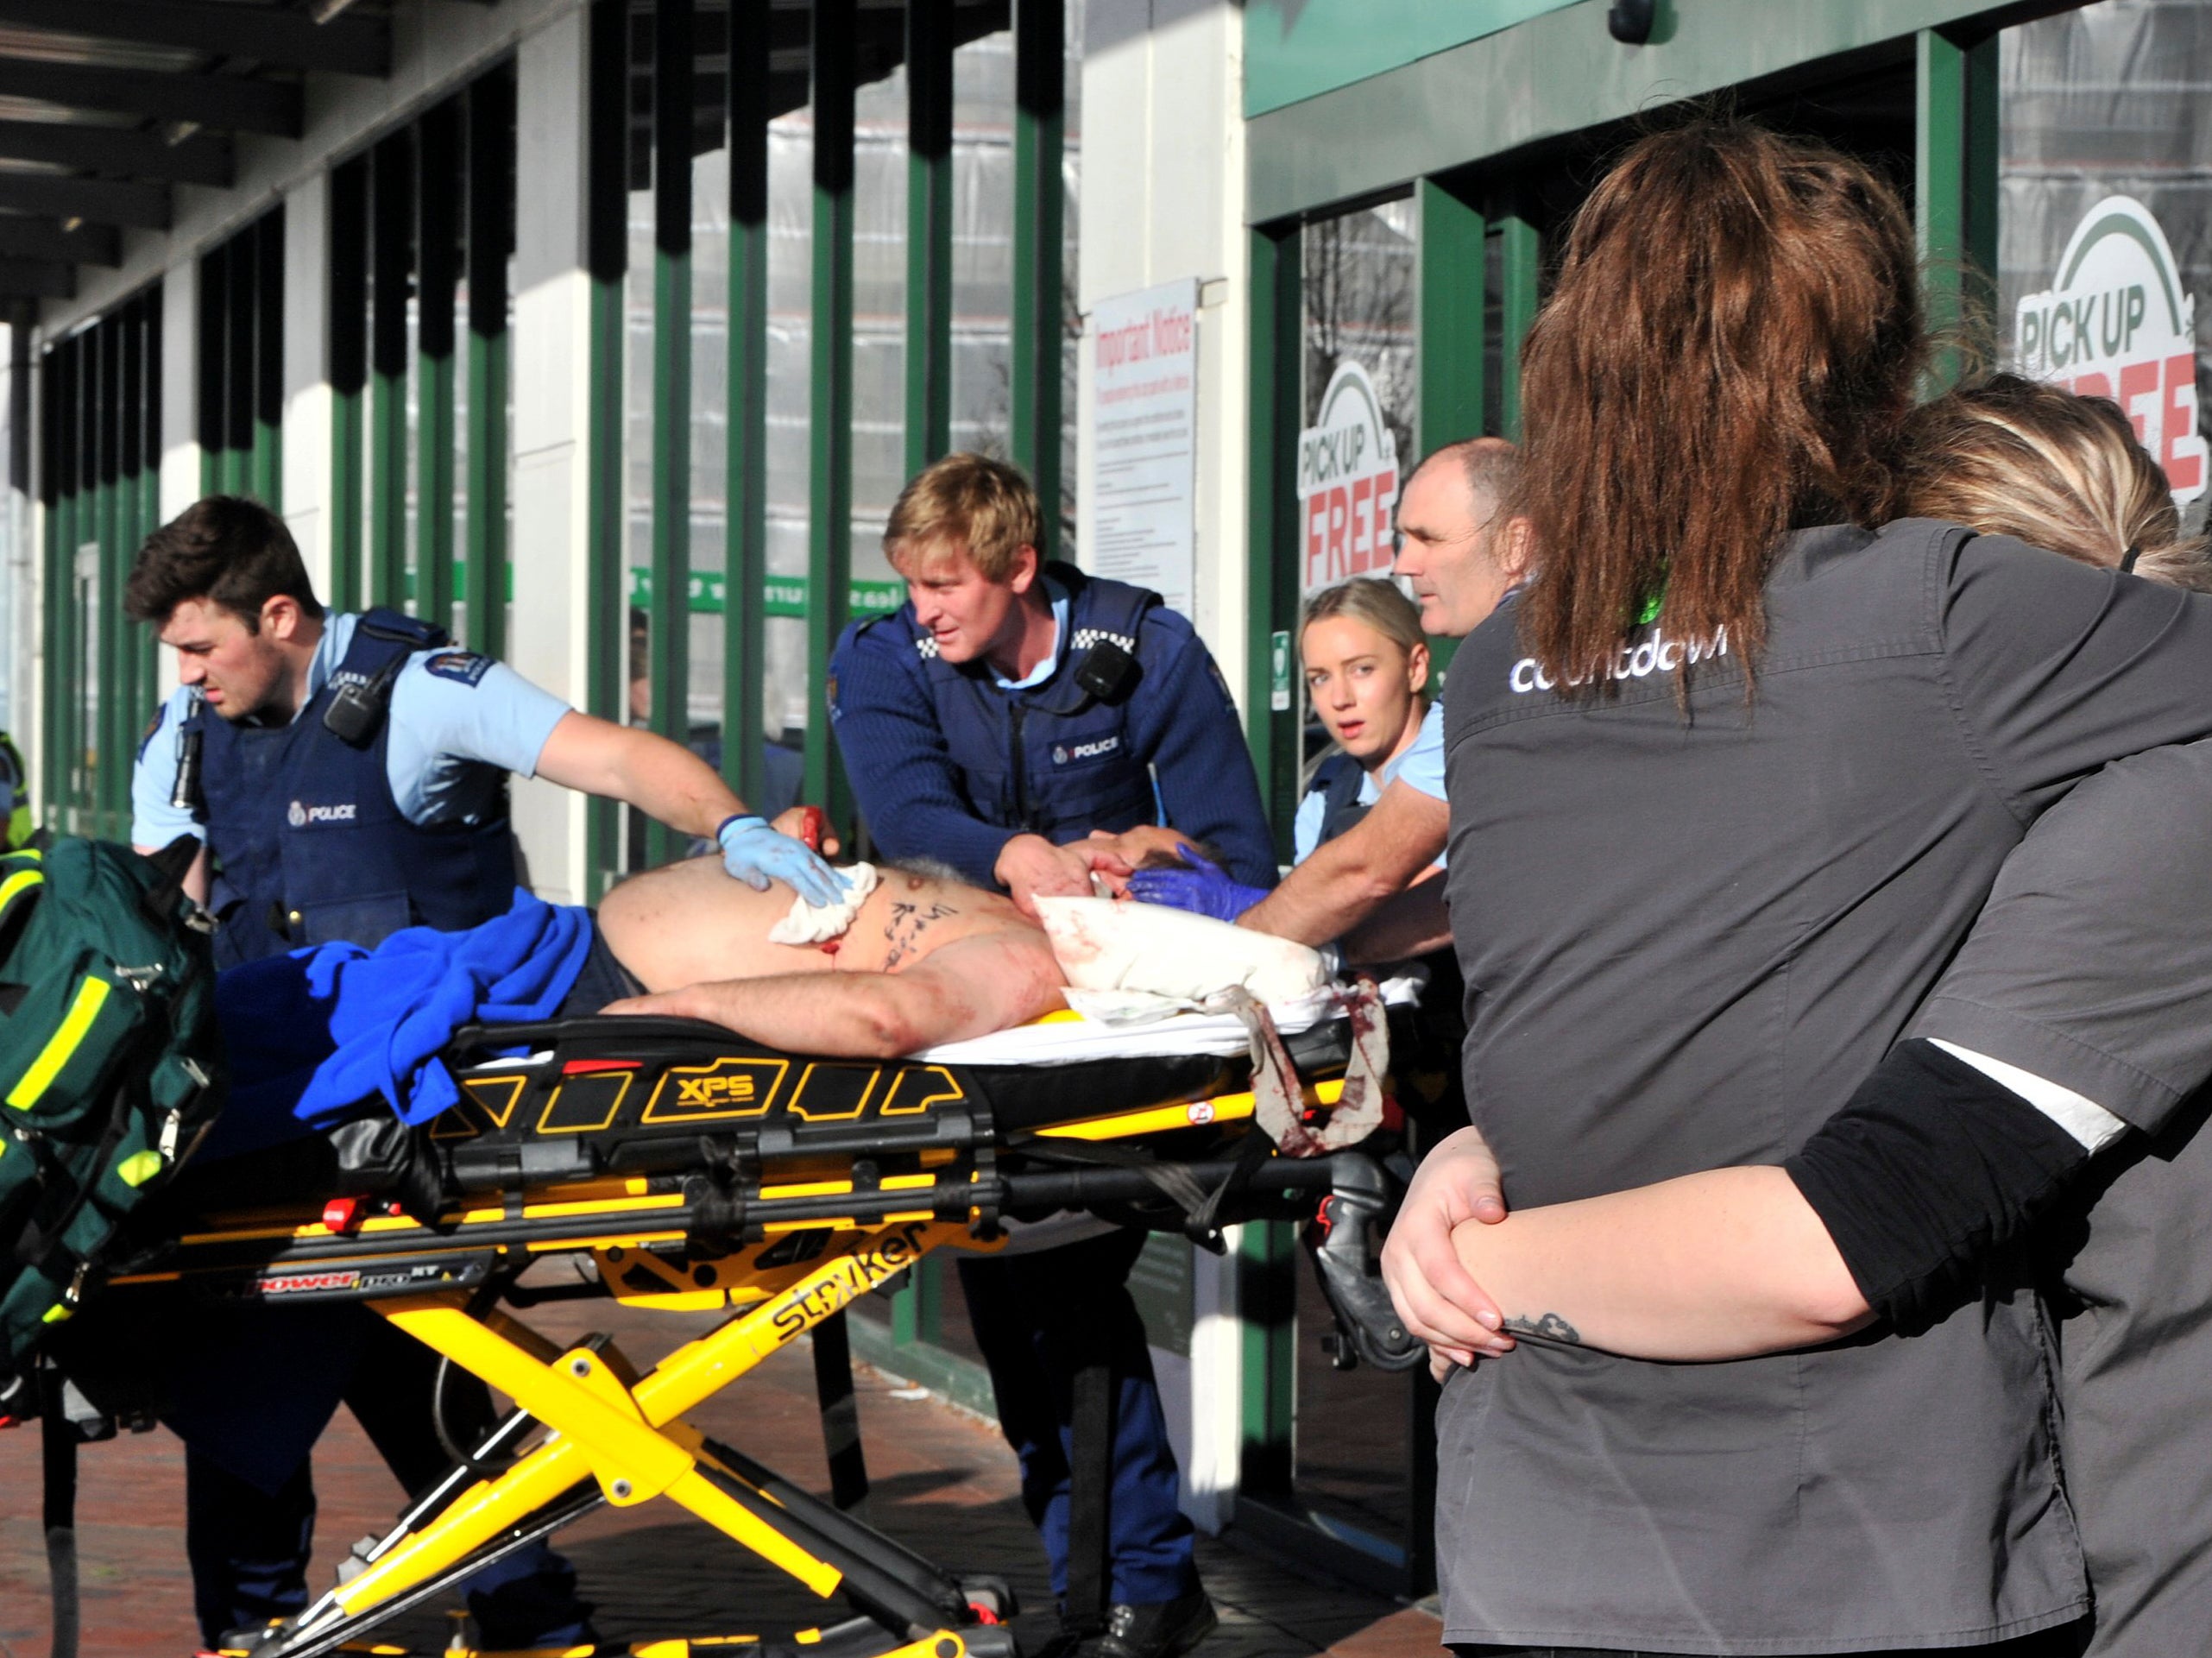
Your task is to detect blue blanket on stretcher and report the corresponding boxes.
[207,892,591,1159]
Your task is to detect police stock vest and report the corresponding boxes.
[906,565,1158,842]
[187,608,519,968]
[1307,753,1372,848]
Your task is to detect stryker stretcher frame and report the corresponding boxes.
[98,1005,1416,1658]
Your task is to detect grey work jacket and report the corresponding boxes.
[1906,740,2212,1658]
[1436,519,2212,1655]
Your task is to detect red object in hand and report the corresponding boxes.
[799,805,827,852]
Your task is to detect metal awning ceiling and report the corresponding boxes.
[0,0,413,307]
[3,0,1014,312]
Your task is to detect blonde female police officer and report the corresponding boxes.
[125,496,843,1649]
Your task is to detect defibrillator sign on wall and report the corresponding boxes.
[2016,195,2205,503]
[1296,362,1400,592]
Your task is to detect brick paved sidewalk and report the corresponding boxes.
[0,1297,1440,1658]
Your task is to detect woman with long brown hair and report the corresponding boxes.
[1387,375,2212,1657]
[1399,121,2212,1655]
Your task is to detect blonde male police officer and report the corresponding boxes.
[829,454,1271,1658]
[126,495,843,1650]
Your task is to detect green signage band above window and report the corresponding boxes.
[1243,0,1579,117]
[628,569,904,620]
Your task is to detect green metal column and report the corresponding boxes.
[97,318,123,837]
[1497,212,1540,441]
[465,66,515,662]
[1245,224,1302,864]
[1010,0,1063,553]
[805,0,857,812]
[1417,180,1485,457]
[330,155,370,613]
[117,298,147,826]
[583,0,631,901]
[725,0,771,808]
[904,0,954,475]
[887,0,951,1364]
[224,230,255,499]
[1416,177,1485,681]
[418,98,464,634]
[197,242,225,498]
[1237,1217,1297,1496]
[136,291,161,727]
[646,0,696,868]
[54,339,80,829]
[252,208,285,510]
[1917,25,1999,391]
[36,342,60,828]
[369,129,416,613]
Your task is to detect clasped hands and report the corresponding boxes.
[1379,1123,1520,1381]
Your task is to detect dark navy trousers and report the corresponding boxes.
[957,1228,1199,1610]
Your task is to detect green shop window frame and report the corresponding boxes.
[325,61,517,641]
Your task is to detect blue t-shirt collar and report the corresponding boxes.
[991,577,1071,691]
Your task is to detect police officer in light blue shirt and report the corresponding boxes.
[122,495,845,1650]
[129,496,841,968]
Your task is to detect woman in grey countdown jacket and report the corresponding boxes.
[1402,124,2212,1657]
[1391,379,2212,1658]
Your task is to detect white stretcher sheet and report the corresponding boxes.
[908,975,1422,1066]
[478,977,1422,1073]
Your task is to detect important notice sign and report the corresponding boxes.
[1297,362,1400,593]
[2016,195,2206,503]
[1086,280,1199,613]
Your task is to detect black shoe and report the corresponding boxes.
[1066,1591,1217,1658]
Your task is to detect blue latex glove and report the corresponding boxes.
[716,814,849,908]
[1123,848,1270,923]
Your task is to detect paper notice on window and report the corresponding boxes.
[1085,280,1199,615]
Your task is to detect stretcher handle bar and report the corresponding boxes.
[445,1013,752,1058]
[700,1434,982,1612]
[257,1485,602,1658]
[994,1155,1340,1211]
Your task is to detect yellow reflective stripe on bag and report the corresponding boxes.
[8,975,112,1111]
[0,864,42,928]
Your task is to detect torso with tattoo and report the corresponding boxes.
[596,855,1045,992]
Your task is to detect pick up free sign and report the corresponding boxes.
[2016,195,2206,504]
[1297,362,1400,592]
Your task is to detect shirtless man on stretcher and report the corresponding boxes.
[579,825,1222,1057]
[586,854,1069,1056]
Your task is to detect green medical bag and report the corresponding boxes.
[0,836,222,1365]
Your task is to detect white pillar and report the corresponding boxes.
[282,169,335,600]
[1079,0,1250,700]
[507,7,596,905]
[154,261,203,701]
[1081,0,1253,1532]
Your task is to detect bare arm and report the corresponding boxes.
[1340,868,1450,964]
[1238,779,1447,946]
[1445,1166,1871,1362]
[533,710,747,841]
[604,931,1066,1057]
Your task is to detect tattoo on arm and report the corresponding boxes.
[1501,1312,1583,1346]
[882,899,958,970]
